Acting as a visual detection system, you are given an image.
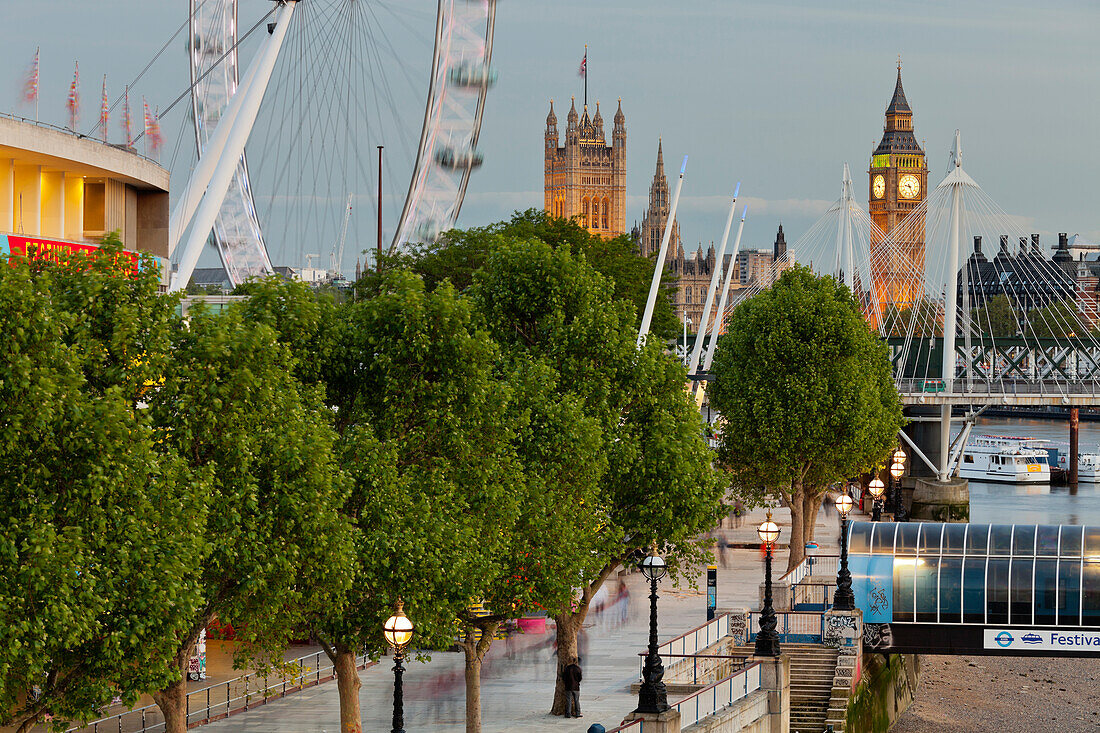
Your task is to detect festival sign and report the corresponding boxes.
[984,628,1100,653]
[0,234,168,284]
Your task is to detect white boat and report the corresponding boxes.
[959,435,1051,483]
[1056,449,1100,482]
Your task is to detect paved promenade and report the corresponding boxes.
[202,503,840,732]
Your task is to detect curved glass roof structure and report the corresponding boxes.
[847,521,1100,627]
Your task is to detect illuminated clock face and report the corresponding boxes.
[898,174,921,199]
[872,175,885,199]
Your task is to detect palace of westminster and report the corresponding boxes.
[542,65,944,334]
[543,95,788,334]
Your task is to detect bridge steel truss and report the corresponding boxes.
[890,336,1100,406]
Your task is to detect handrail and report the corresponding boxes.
[64,649,370,732]
[671,660,763,728]
[657,612,730,657]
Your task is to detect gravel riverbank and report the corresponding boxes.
[892,654,1100,732]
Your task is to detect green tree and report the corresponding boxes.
[146,301,354,733]
[710,266,903,571]
[310,270,522,733]
[469,239,723,715]
[970,294,1018,338]
[0,238,205,733]
[1025,298,1080,339]
[367,209,679,339]
[455,359,604,733]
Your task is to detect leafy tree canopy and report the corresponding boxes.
[367,209,679,339]
[710,266,903,569]
[146,294,354,733]
[970,294,1018,338]
[0,238,205,733]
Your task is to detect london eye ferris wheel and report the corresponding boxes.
[180,0,496,287]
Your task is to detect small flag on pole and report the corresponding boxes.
[143,98,163,155]
[99,76,109,142]
[22,48,40,104]
[578,49,586,78]
[122,87,133,149]
[67,62,80,130]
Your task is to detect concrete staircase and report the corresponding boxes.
[730,643,839,733]
[787,645,839,733]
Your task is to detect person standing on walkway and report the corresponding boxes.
[562,660,583,718]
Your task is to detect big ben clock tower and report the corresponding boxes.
[869,61,928,313]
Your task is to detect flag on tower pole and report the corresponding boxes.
[122,86,133,149]
[578,45,587,108]
[22,48,40,120]
[67,62,80,131]
[99,76,109,142]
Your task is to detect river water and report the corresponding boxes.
[950,416,1100,526]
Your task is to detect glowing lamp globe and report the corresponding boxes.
[890,462,904,479]
[835,494,854,516]
[383,600,414,650]
[639,547,667,582]
[757,513,780,545]
[868,477,886,499]
[893,448,907,465]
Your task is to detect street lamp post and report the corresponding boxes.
[636,545,670,714]
[833,491,855,611]
[755,512,781,658]
[890,462,907,522]
[867,477,885,522]
[383,600,415,733]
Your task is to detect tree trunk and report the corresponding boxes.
[549,613,581,716]
[803,492,824,545]
[333,645,362,733]
[785,480,806,572]
[461,622,497,733]
[152,656,189,733]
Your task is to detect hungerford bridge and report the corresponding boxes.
[644,133,1100,486]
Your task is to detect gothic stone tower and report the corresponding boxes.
[544,97,626,238]
[869,63,928,312]
[638,139,681,264]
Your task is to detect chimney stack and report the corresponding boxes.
[1000,235,1009,252]
[974,235,983,254]
[1031,234,1041,254]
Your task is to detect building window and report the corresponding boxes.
[581,198,589,226]
[590,198,599,228]
[602,197,610,230]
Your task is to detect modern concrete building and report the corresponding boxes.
[0,115,170,282]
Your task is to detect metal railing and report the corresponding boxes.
[656,612,730,657]
[778,553,839,588]
[637,653,749,684]
[792,582,837,611]
[65,650,369,733]
[672,661,763,728]
[608,662,762,732]
[747,611,824,643]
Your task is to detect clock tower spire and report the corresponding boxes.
[869,61,928,315]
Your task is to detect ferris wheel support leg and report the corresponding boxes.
[637,156,687,349]
[169,20,270,257]
[172,0,298,292]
